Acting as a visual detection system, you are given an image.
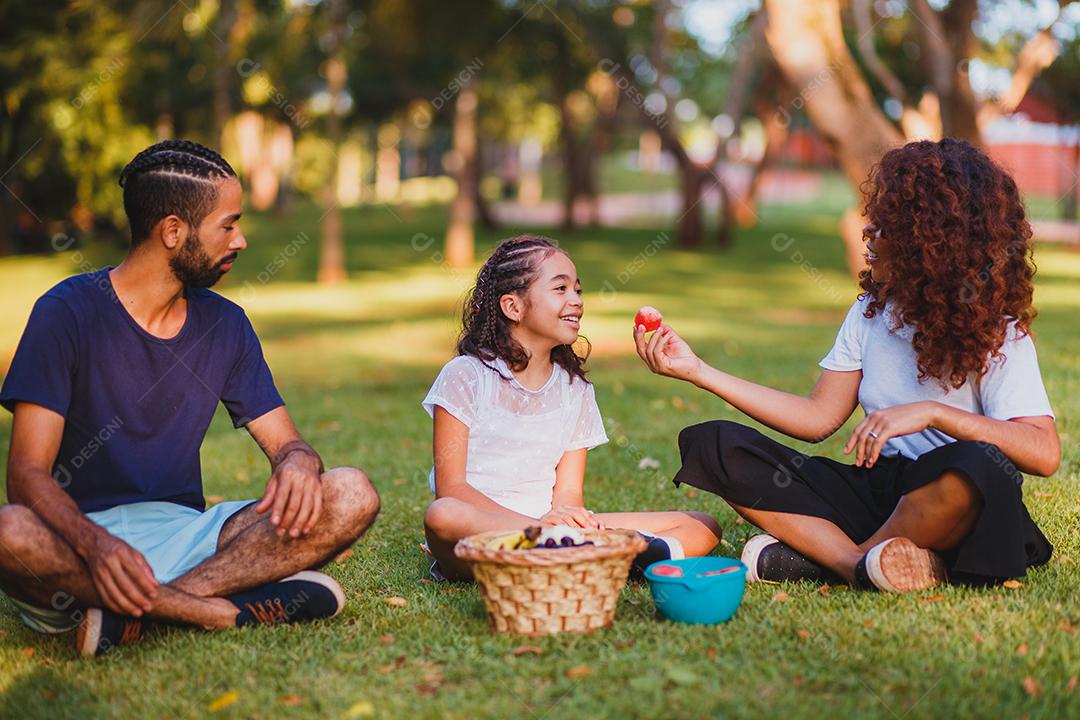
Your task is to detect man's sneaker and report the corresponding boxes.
[855,537,947,592]
[741,534,837,584]
[630,533,685,578]
[227,571,346,627]
[76,608,144,658]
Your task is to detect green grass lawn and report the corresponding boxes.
[0,196,1077,719]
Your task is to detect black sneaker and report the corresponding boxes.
[630,534,685,578]
[227,571,346,627]
[854,537,947,592]
[76,608,144,658]
[741,534,837,584]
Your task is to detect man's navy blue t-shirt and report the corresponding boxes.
[0,268,284,513]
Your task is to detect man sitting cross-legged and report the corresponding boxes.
[0,140,380,657]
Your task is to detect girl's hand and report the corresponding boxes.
[845,401,940,468]
[540,505,604,529]
[634,324,703,383]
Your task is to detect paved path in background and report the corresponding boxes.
[492,167,1079,245]
[492,167,822,227]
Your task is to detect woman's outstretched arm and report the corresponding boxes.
[634,324,861,443]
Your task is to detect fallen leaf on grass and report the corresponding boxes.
[21,647,34,659]
[973,633,984,644]
[378,634,395,645]
[1003,580,1023,589]
[665,665,700,686]
[565,665,593,679]
[772,591,789,604]
[343,700,374,718]
[279,695,303,706]
[208,691,239,712]
[706,648,718,659]
[384,596,407,607]
[734,517,745,525]
[686,490,698,498]
[1023,677,1041,696]
[816,584,830,596]
[638,457,660,471]
[615,638,635,650]
[863,620,875,629]
[1067,677,1078,693]
[512,645,543,656]
[797,629,810,639]
[921,594,945,603]
[416,671,444,695]
[205,495,224,505]
[392,478,407,486]
[378,656,406,673]
[1057,621,1076,634]
[793,675,804,687]
[1015,643,1029,656]
[1032,490,1053,498]
[335,548,354,563]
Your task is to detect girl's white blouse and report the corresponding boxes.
[422,354,609,518]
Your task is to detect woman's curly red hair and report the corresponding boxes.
[859,138,1036,390]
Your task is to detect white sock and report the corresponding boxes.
[637,531,685,560]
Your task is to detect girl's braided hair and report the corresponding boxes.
[118,139,237,245]
[457,235,590,383]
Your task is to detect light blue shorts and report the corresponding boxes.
[7,499,254,634]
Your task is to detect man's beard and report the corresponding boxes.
[169,230,236,288]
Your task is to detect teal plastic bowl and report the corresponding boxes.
[644,557,747,625]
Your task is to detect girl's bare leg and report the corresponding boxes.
[594,511,722,557]
[423,498,535,580]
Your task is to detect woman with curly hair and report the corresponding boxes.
[636,138,1059,592]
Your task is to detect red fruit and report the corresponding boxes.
[635,306,663,333]
[651,564,683,577]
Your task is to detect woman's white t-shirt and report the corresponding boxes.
[820,295,1055,460]
[422,355,609,518]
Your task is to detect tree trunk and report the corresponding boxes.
[678,165,707,249]
[764,0,904,277]
[445,86,478,268]
[474,140,497,231]
[736,93,789,227]
[558,92,580,230]
[211,0,237,147]
[317,0,347,285]
[910,0,980,144]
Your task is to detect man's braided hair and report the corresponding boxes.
[457,235,590,383]
[118,139,236,245]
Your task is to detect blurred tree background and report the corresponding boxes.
[1,0,1077,274]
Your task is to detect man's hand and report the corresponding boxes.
[255,447,324,537]
[539,505,604,529]
[845,401,940,468]
[82,530,158,617]
[634,324,704,384]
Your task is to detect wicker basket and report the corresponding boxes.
[454,528,648,636]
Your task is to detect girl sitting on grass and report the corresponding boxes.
[422,235,721,581]
[635,138,1059,593]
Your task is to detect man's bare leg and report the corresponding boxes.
[0,467,378,630]
[0,505,236,629]
[171,467,379,598]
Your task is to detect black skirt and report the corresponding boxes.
[672,420,1052,584]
